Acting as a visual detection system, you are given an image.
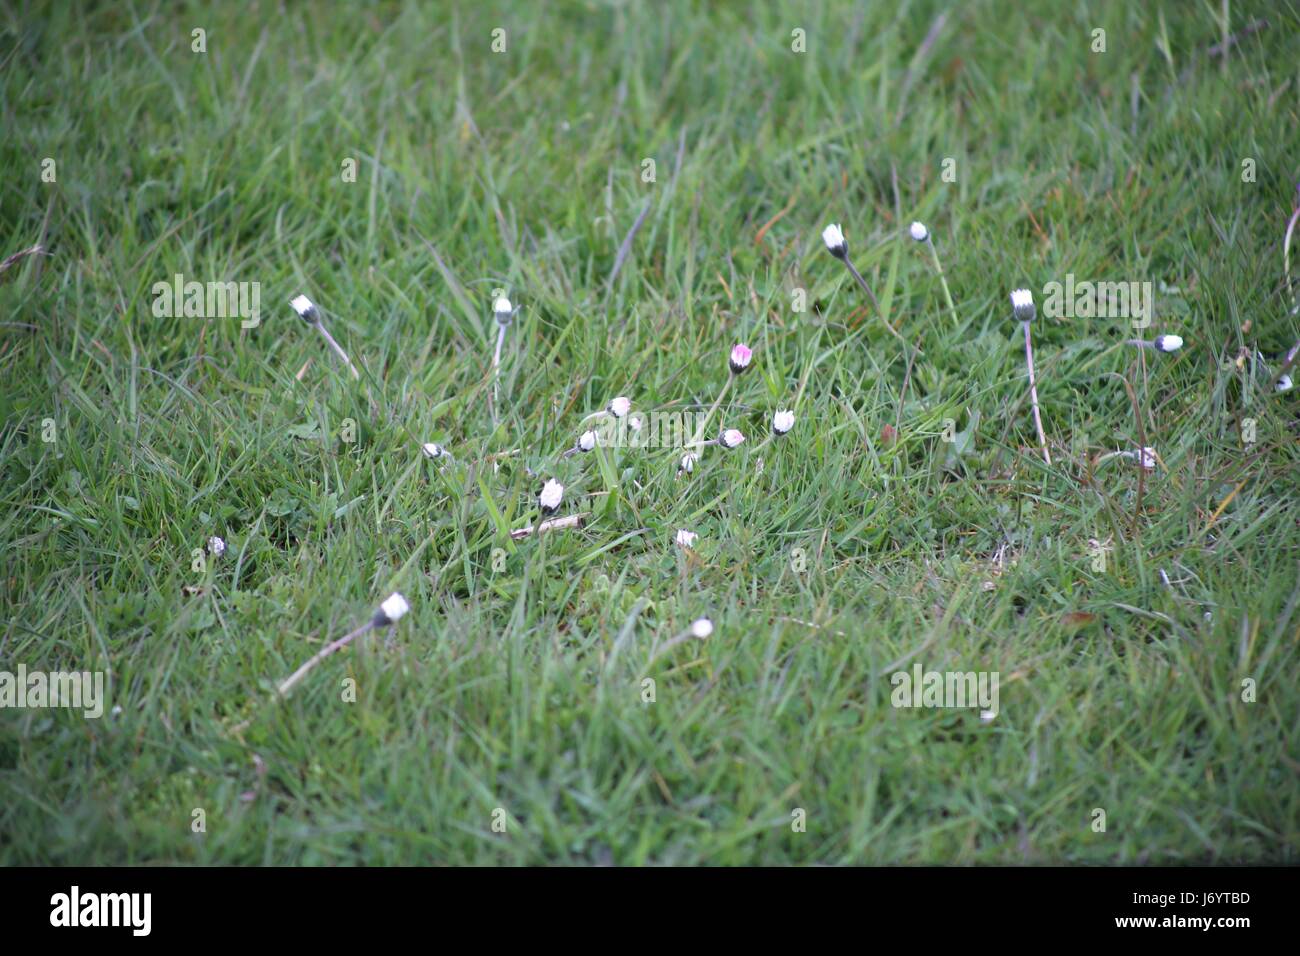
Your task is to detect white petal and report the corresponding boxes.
[379,592,410,623]
[539,479,565,510]
[821,223,845,251]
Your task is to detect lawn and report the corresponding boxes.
[1,0,1297,865]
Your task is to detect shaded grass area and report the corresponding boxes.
[0,1,1297,863]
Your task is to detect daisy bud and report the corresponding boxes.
[373,591,410,627]
[690,618,714,639]
[539,479,564,514]
[675,529,698,549]
[772,410,795,435]
[629,414,643,432]
[493,296,513,325]
[909,221,929,243]
[729,344,753,374]
[1153,334,1183,353]
[579,430,597,452]
[1138,446,1157,470]
[290,294,320,324]
[422,442,444,459]
[680,452,697,473]
[719,428,746,449]
[1010,288,1035,323]
[822,223,847,259]
[1277,374,1294,393]
[207,535,226,557]
[608,396,632,418]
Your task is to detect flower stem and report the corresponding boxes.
[925,236,959,326]
[314,322,361,380]
[697,375,733,444]
[492,323,509,424]
[843,255,919,353]
[1023,319,1051,465]
[277,619,376,697]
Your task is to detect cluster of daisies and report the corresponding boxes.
[232,214,1297,698]
[260,289,808,684]
[822,220,1198,469]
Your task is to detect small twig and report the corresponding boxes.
[510,512,588,540]
[1206,16,1268,58]
[607,197,653,293]
[0,244,48,280]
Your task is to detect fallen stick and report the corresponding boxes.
[510,512,588,540]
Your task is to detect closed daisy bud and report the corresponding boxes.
[608,396,632,418]
[680,452,697,473]
[690,618,714,639]
[729,344,753,374]
[493,296,513,325]
[1277,374,1294,393]
[822,223,847,258]
[1138,446,1157,470]
[909,221,929,242]
[675,529,698,549]
[720,428,746,449]
[208,535,226,557]
[772,410,795,435]
[422,442,444,459]
[1010,288,1035,322]
[539,479,564,513]
[579,430,597,452]
[629,414,643,432]
[1153,334,1183,353]
[373,591,410,627]
[290,294,320,324]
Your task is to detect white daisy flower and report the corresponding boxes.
[290,294,318,323]
[680,452,697,473]
[675,529,698,549]
[1138,446,1157,470]
[772,410,795,435]
[690,618,714,639]
[207,535,226,557]
[821,223,847,258]
[1009,288,1035,322]
[422,442,444,459]
[375,592,410,626]
[909,221,929,242]
[720,428,746,449]
[608,396,632,418]
[539,479,564,513]
[1153,334,1183,353]
[579,430,597,452]
[1277,374,1294,393]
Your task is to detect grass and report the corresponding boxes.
[1,0,1297,865]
